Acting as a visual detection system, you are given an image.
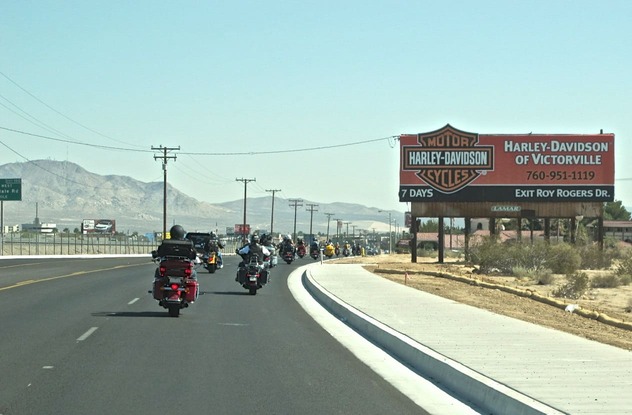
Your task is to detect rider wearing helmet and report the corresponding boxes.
[238,234,270,264]
[236,233,271,282]
[204,231,225,269]
[280,233,295,256]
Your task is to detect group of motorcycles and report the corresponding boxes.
[149,236,362,317]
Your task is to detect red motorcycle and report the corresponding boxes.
[150,241,199,317]
[296,244,306,258]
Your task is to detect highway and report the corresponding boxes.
[0,256,426,415]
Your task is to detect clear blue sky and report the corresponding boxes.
[1,0,631,213]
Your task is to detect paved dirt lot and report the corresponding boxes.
[333,255,632,351]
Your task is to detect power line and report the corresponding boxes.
[0,70,144,149]
[0,126,397,156]
[0,126,150,153]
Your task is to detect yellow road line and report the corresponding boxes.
[0,262,150,292]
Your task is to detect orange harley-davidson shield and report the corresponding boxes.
[401,124,494,193]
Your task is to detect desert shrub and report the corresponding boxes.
[471,239,580,275]
[545,243,581,274]
[417,248,438,258]
[590,273,622,288]
[619,275,632,286]
[469,237,513,273]
[511,265,554,285]
[552,272,590,299]
[578,244,617,269]
[615,251,632,278]
[511,266,531,279]
[626,298,632,313]
[535,269,555,285]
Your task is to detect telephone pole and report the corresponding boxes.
[236,178,256,242]
[152,145,180,238]
[324,212,334,241]
[334,218,342,239]
[306,203,319,242]
[288,199,303,242]
[266,189,281,235]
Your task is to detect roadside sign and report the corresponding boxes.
[0,178,21,201]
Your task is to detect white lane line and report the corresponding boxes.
[128,298,140,305]
[77,327,98,342]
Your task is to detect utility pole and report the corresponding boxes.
[324,212,334,241]
[236,178,256,242]
[266,189,281,235]
[334,218,342,239]
[344,221,351,239]
[306,203,319,242]
[288,199,303,242]
[152,145,180,239]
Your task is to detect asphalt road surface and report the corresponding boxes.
[0,255,427,415]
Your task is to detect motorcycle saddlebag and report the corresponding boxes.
[152,278,163,300]
[185,279,198,302]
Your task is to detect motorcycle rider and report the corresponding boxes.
[236,234,271,282]
[204,231,225,269]
[280,234,295,257]
[153,224,199,280]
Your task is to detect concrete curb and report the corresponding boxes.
[302,266,565,415]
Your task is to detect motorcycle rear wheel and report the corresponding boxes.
[248,287,257,295]
[168,305,180,317]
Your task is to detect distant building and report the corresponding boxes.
[602,221,632,243]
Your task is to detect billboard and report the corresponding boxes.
[234,224,251,235]
[82,219,116,234]
[399,124,614,202]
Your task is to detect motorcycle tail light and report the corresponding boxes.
[185,267,192,277]
[159,266,167,276]
[170,283,179,291]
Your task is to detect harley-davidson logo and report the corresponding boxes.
[402,124,494,193]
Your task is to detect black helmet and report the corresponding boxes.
[251,234,260,243]
[169,225,186,240]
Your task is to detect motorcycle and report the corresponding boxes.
[263,244,278,268]
[324,243,335,258]
[334,244,340,257]
[342,243,351,257]
[282,248,294,264]
[150,256,199,317]
[203,251,218,273]
[236,254,269,295]
[310,246,320,260]
[296,244,306,258]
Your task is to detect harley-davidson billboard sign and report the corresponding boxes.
[400,124,614,202]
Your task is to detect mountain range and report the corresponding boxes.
[0,160,402,236]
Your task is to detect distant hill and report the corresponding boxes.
[0,160,401,235]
